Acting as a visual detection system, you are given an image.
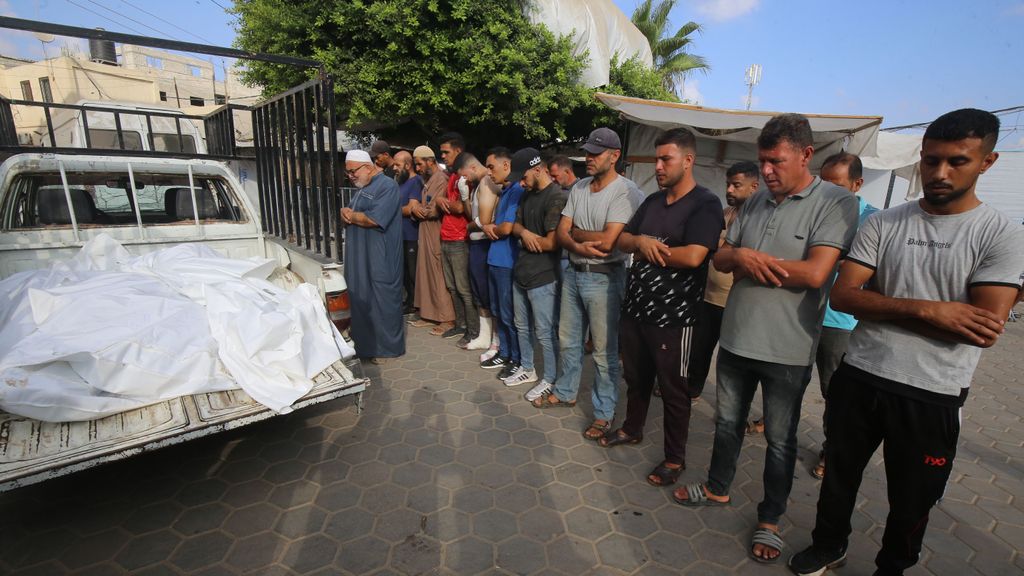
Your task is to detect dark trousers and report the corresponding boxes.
[441,240,479,337]
[814,326,851,451]
[620,316,693,465]
[403,241,418,309]
[812,362,959,574]
[686,301,724,398]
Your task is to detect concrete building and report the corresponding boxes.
[0,41,261,147]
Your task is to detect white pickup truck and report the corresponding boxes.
[0,151,367,491]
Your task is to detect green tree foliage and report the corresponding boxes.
[232,0,591,148]
[579,54,679,135]
[630,0,709,97]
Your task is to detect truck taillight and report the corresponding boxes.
[326,290,351,332]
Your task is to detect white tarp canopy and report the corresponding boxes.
[0,235,354,422]
[596,93,885,196]
[528,0,654,88]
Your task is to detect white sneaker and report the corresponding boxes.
[525,379,553,401]
[480,345,498,363]
[503,367,538,387]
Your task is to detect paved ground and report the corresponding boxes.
[1,310,1022,575]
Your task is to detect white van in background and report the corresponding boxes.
[46,100,206,155]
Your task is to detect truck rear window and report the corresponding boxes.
[3,171,245,229]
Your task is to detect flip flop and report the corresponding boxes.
[672,483,729,507]
[750,527,784,564]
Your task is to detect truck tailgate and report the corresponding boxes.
[0,358,367,491]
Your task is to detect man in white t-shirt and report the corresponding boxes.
[790,109,1024,576]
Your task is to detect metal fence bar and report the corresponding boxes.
[312,82,327,257]
[296,86,311,251]
[304,85,322,256]
[251,105,269,233]
[326,76,343,261]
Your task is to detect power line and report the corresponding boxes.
[883,105,1024,132]
[116,0,214,45]
[208,0,230,11]
[82,0,181,41]
[63,0,145,36]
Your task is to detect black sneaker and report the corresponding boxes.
[497,362,519,380]
[481,356,507,370]
[442,327,466,339]
[788,544,847,576]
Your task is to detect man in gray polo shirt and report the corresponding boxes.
[790,110,1024,575]
[531,127,640,443]
[672,114,859,564]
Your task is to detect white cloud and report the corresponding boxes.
[692,0,760,22]
[681,79,703,104]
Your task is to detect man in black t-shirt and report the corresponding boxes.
[505,148,568,391]
[600,128,724,489]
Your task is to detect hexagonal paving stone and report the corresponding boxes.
[452,485,495,514]
[474,463,516,490]
[269,479,320,510]
[280,533,339,574]
[566,506,612,541]
[455,444,495,467]
[407,484,451,514]
[172,502,229,535]
[495,445,534,468]
[273,504,327,539]
[374,508,427,543]
[477,428,512,448]
[323,507,375,543]
[644,532,698,567]
[418,444,456,467]
[315,482,362,511]
[336,535,391,574]
[122,500,183,535]
[178,478,229,507]
[546,535,600,576]
[221,479,274,508]
[610,508,660,539]
[496,535,546,575]
[555,462,597,488]
[263,459,310,484]
[224,531,287,573]
[596,533,649,573]
[58,528,130,569]
[168,531,233,572]
[391,533,442,575]
[360,484,409,514]
[691,530,746,566]
[516,462,556,488]
[494,484,540,514]
[115,529,182,571]
[446,536,496,574]
[472,508,518,543]
[222,503,280,538]
[423,509,471,543]
[516,505,564,543]
[392,461,434,488]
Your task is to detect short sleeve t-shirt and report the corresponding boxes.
[514,182,568,289]
[822,196,879,330]
[399,176,424,243]
[844,201,1024,397]
[719,177,860,366]
[703,206,739,308]
[440,172,468,242]
[622,186,725,327]
[562,175,640,265]
[487,182,525,269]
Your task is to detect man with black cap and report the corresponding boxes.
[505,147,567,393]
[531,127,641,443]
[371,140,396,179]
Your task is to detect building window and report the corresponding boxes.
[214,94,226,105]
[189,65,201,77]
[20,80,33,101]
[159,91,167,102]
[146,56,163,69]
[38,77,53,103]
[189,96,205,107]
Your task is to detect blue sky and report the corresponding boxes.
[3,0,1022,145]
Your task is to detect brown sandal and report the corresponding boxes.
[647,460,685,486]
[583,420,611,441]
[530,392,576,409]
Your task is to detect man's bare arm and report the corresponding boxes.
[619,231,709,268]
[831,260,1011,348]
[571,222,628,253]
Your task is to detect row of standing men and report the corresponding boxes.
[338,108,1023,575]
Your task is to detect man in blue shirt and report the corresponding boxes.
[811,151,878,480]
[481,147,525,380]
[396,150,424,316]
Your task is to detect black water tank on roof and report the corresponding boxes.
[89,29,117,66]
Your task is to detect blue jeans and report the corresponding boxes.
[552,264,626,422]
[513,280,559,383]
[708,347,812,525]
[488,266,519,363]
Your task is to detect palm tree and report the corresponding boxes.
[630,0,709,99]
